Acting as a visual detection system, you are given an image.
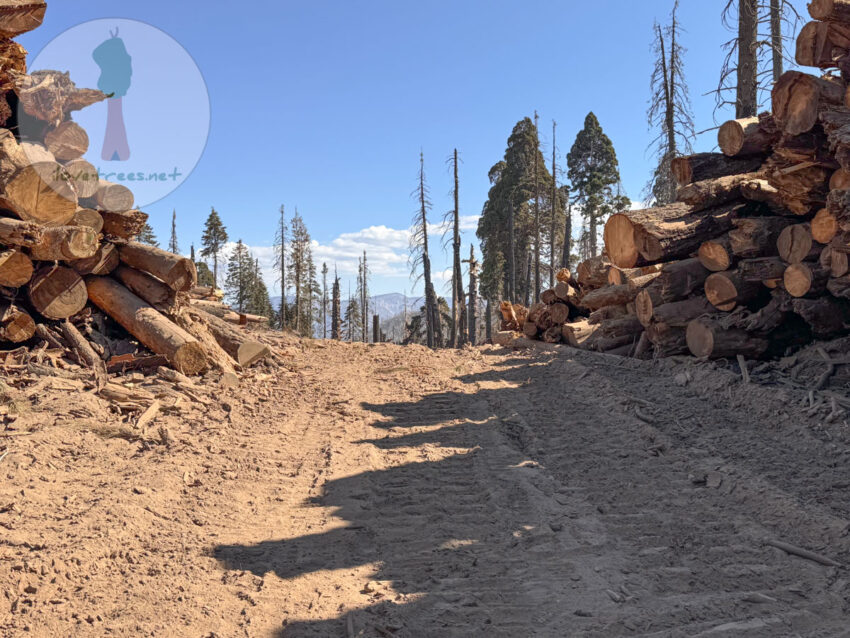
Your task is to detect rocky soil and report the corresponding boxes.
[2,335,850,637]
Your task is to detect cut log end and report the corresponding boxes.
[0,249,33,287]
[603,214,638,268]
[811,208,838,244]
[784,263,814,297]
[0,304,35,343]
[635,289,654,327]
[28,265,88,320]
[698,240,732,272]
[717,119,748,156]
[170,341,209,376]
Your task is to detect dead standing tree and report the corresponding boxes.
[444,148,466,348]
[410,151,440,348]
[646,0,695,206]
[464,244,479,345]
[716,0,802,117]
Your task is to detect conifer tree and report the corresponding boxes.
[247,257,273,321]
[274,205,287,329]
[345,296,361,342]
[224,239,253,312]
[410,152,440,348]
[647,0,694,206]
[444,148,466,348]
[287,210,315,336]
[168,209,179,254]
[201,207,228,287]
[567,113,627,258]
[196,261,215,287]
[331,269,341,340]
[137,222,159,247]
[477,118,553,306]
[321,262,328,339]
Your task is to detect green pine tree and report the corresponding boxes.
[137,222,159,247]
[168,209,180,254]
[224,239,253,313]
[201,207,228,288]
[476,117,555,305]
[567,112,628,259]
[196,261,215,287]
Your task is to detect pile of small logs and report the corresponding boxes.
[504,2,850,359]
[0,4,269,376]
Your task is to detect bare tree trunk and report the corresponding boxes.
[770,0,783,83]
[508,201,516,303]
[467,244,478,346]
[737,0,759,118]
[561,191,572,269]
[485,298,492,343]
[533,111,541,300]
[331,276,340,339]
[451,148,466,347]
[550,121,557,288]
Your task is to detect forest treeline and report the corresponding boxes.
[155,1,800,349]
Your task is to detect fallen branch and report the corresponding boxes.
[765,539,842,567]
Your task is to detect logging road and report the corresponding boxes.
[2,338,850,636]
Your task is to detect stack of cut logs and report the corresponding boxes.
[504,0,850,359]
[0,3,269,376]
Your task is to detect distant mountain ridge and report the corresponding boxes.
[269,292,425,322]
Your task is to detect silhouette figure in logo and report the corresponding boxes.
[93,28,132,161]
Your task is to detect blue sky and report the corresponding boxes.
[18,0,808,296]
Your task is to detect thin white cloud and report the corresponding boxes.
[219,215,482,297]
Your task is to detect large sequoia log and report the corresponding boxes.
[28,265,88,320]
[686,318,770,359]
[604,202,741,268]
[671,152,764,185]
[118,241,197,292]
[796,20,850,68]
[717,115,778,157]
[772,71,845,135]
[86,276,207,375]
[0,162,77,225]
[676,173,761,211]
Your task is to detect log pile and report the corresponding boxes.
[0,7,270,380]
[502,5,850,359]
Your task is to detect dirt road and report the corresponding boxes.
[2,338,850,637]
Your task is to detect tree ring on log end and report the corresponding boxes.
[604,214,638,268]
[705,272,739,311]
